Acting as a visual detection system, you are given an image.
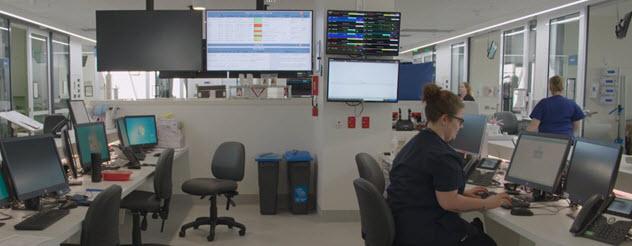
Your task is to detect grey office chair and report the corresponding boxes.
[353,178,395,246]
[79,185,122,246]
[494,111,519,135]
[179,142,246,241]
[355,153,385,194]
[120,148,174,246]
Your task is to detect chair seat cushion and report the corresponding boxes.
[120,191,161,212]
[181,178,237,196]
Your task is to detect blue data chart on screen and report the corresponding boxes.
[206,11,312,71]
[125,117,157,146]
[76,124,110,166]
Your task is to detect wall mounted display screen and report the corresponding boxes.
[206,10,312,71]
[96,10,203,71]
[326,10,401,56]
[327,58,399,102]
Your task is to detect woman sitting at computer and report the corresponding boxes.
[527,75,585,137]
[459,82,475,101]
[387,84,510,246]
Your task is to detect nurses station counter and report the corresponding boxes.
[379,138,632,246]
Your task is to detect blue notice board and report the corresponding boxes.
[398,62,435,101]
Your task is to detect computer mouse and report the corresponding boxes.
[59,200,78,210]
[510,207,533,216]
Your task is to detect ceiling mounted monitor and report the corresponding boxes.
[326,10,401,56]
[206,10,313,72]
[96,10,203,71]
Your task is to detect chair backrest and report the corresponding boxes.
[212,142,245,181]
[494,111,519,135]
[355,153,385,194]
[81,185,122,246]
[43,114,67,134]
[353,178,395,246]
[154,148,175,200]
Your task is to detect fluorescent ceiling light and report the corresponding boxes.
[0,9,96,43]
[192,6,206,11]
[30,35,47,42]
[504,29,525,37]
[52,40,69,46]
[400,0,589,54]
[0,27,8,31]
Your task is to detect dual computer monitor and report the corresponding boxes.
[120,115,158,148]
[451,114,487,155]
[75,122,111,170]
[505,132,622,203]
[0,135,69,204]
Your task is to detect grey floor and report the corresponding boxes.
[118,195,363,245]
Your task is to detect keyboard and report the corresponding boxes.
[501,197,530,209]
[467,170,495,186]
[584,216,632,245]
[15,209,70,230]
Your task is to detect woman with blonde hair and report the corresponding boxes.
[459,82,475,101]
[527,75,585,137]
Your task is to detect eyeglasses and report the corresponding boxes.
[449,115,465,126]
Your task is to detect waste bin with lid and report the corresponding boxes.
[284,150,313,214]
[255,153,281,215]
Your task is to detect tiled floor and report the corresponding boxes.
[118,195,363,245]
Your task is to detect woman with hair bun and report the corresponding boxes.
[387,84,509,246]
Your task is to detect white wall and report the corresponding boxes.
[435,43,452,89]
[583,0,632,144]
[469,31,501,115]
[69,37,83,99]
[90,100,315,197]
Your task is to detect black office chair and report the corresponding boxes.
[179,142,246,241]
[60,185,122,246]
[43,114,68,136]
[355,153,386,195]
[353,178,395,246]
[494,111,519,135]
[120,148,175,246]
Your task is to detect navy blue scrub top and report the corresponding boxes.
[530,95,585,137]
[387,129,468,246]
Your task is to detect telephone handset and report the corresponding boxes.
[570,194,611,235]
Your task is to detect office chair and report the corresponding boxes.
[179,142,246,241]
[355,153,386,195]
[43,114,68,136]
[353,178,395,246]
[60,185,122,246]
[494,111,519,135]
[120,148,174,246]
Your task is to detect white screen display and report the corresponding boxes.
[206,11,312,71]
[69,101,91,124]
[327,59,399,102]
[506,135,569,189]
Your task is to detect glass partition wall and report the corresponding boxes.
[548,13,581,100]
[51,33,70,116]
[0,19,10,137]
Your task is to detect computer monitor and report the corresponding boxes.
[327,58,399,102]
[0,135,69,201]
[0,172,11,206]
[463,101,480,115]
[124,115,158,148]
[565,138,623,205]
[450,114,487,155]
[75,122,110,170]
[116,117,130,147]
[67,100,91,125]
[504,132,571,193]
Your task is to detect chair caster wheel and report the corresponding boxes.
[207,233,215,242]
[179,230,186,237]
[239,229,246,236]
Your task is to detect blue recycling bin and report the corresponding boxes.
[284,150,313,214]
[255,153,281,215]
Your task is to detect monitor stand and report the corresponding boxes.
[531,189,560,202]
[131,147,146,161]
[23,197,40,211]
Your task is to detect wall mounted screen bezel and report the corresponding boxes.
[205,10,313,72]
[326,58,399,103]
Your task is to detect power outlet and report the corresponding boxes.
[362,116,370,129]
[348,116,356,128]
[335,120,344,129]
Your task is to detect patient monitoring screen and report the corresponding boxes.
[506,135,569,188]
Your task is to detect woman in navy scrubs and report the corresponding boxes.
[387,84,510,246]
[527,75,585,137]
